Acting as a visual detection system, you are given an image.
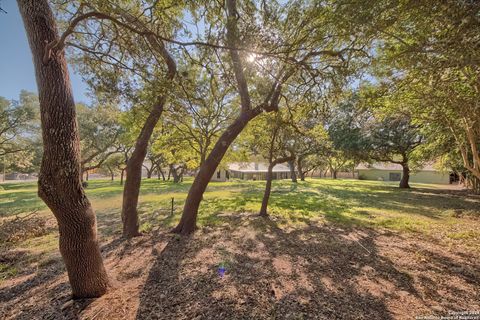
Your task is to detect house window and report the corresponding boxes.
[217,170,221,179]
[389,172,401,181]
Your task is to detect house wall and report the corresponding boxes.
[358,169,450,184]
[211,169,228,182]
[229,171,291,180]
[409,171,450,184]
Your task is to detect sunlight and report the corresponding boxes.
[246,53,257,63]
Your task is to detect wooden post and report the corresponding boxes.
[171,197,174,216]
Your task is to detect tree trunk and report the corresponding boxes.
[18,0,109,298]
[170,164,181,183]
[288,159,297,183]
[120,169,125,185]
[159,167,165,180]
[120,30,176,238]
[146,169,152,179]
[332,170,337,179]
[109,169,114,181]
[86,170,89,181]
[473,177,480,194]
[400,163,410,188]
[172,109,261,234]
[260,156,294,217]
[297,157,305,181]
[121,97,166,238]
[167,167,171,180]
[260,163,274,216]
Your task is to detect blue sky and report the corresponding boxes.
[0,1,90,103]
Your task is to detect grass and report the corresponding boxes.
[1,177,479,282]
[0,263,18,280]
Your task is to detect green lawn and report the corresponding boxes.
[1,177,479,280]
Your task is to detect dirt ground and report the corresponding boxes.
[1,214,479,320]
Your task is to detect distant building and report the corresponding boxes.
[356,163,450,184]
[210,167,230,182]
[211,162,291,182]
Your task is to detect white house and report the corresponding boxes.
[211,162,292,182]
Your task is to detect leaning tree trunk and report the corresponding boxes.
[172,109,261,234]
[259,163,275,217]
[288,159,297,183]
[122,97,166,237]
[400,163,411,188]
[120,30,176,238]
[18,0,109,298]
[260,156,294,217]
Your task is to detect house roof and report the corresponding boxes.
[356,162,438,172]
[228,162,291,173]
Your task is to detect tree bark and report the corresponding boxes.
[121,99,165,237]
[172,0,288,235]
[106,165,114,181]
[260,156,295,217]
[159,167,165,180]
[259,163,275,217]
[18,0,109,298]
[172,109,261,234]
[120,33,176,238]
[297,156,305,181]
[288,159,297,183]
[170,164,182,183]
[400,163,410,188]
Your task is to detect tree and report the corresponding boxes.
[52,1,180,237]
[0,91,37,157]
[366,115,423,188]
[99,153,127,181]
[77,103,122,178]
[327,94,371,174]
[367,0,480,191]
[0,92,42,177]
[165,62,235,168]
[173,0,365,234]
[172,0,286,234]
[18,0,109,298]
[242,113,295,216]
[325,151,350,179]
[283,96,331,181]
